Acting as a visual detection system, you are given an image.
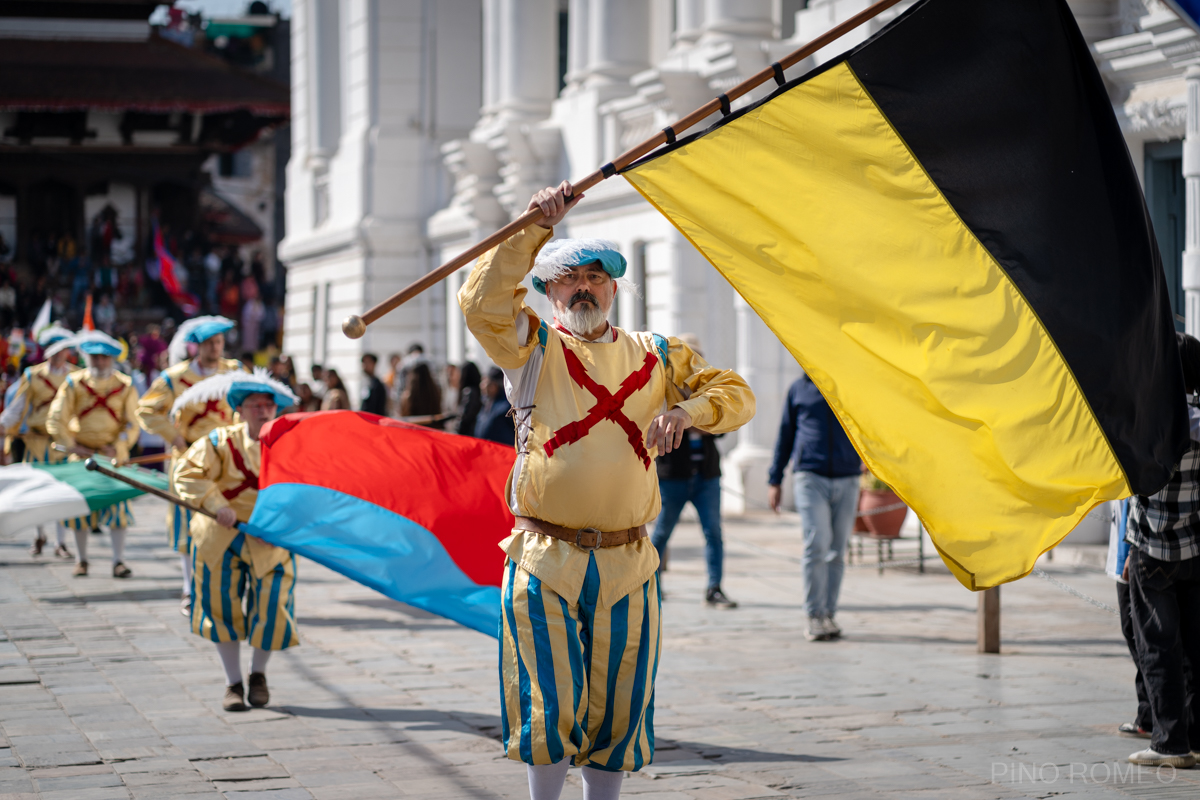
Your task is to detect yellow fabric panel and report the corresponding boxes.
[624,62,1128,589]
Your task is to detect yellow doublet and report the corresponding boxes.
[459,226,754,771]
[176,423,297,650]
[46,370,140,464]
[137,358,244,552]
[6,362,70,463]
[460,225,754,603]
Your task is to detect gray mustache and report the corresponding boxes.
[570,291,598,307]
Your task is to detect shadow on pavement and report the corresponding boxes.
[658,739,845,764]
[37,588,180,603]
[279,705,501,738]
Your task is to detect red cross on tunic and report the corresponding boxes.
[33,374,59,414]
[78,382,123,423]
[542,340,659,470]
[222,440,259,501]
[178,375,228,431]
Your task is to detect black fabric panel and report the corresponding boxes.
[848,0,1187,495]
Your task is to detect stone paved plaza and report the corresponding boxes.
[2,495,1197,799]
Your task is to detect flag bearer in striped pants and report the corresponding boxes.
[1,324,76,558]
[46,330,141,578]
[137,316,244,616]
[172,370,299,712]
[459,182,755,800]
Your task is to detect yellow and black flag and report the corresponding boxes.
[624,0,1189,589]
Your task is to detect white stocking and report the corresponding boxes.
[180,554,193,596]
[109,526,127,565]
[581,767,623,800]
[214,641,242,686]
[526,760,570,800]
[250,647,271,675]
[73,528,89,564]
[56,522,69,547]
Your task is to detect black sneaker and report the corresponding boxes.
[705,586,738,608]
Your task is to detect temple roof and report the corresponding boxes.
[0,32,289,115]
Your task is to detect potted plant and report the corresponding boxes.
[857,470,907,538]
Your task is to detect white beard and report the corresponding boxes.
[557,303,609,338]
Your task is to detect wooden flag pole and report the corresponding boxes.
[53,444,172,466]
[342,0,907,339]
[83,457,221,523]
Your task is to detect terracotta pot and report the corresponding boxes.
[858,489,906,538]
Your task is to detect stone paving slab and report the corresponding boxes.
[2,495,1199,798]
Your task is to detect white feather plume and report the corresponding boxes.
[74,329,124,357]
[168,316,234,365]
[170,367,297,419]
[44,333,79,358]
[531,238,620,283]
[36,324,73,346]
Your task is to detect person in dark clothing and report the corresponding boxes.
[454,361,483,437]
[474,367,514,446]
[651,430,734,607]
[359,353,388,416]
[768,371,861,642]
[1125,332,1200,769]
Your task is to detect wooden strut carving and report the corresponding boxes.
[341,0,905,339]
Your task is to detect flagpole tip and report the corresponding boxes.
[84,458,98,472]
[343,315,367,339]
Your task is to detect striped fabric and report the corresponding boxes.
[168,497,194,554]
[500,555,661,772]
[62,500,133,531]
[190,529,299,651]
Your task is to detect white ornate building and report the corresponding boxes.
[280,0,1200,511]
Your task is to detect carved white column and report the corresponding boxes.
[674,0,705,45]
[1185,65,1200,337]
[586,0,651,86]
[701,0,774,39]
[566,0,590,89]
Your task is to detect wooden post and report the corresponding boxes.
[978,586,1000,653]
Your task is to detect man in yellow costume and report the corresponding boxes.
[46,330,141,578]
[1,324,76,558]
[459,181,755,800]
[137,316,244,615]
[173,369,299,712]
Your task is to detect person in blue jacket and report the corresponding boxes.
[768,371,861,641]
[474,367,515,446]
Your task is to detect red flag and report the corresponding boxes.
[153,222,199,314]
[82,294,94,331]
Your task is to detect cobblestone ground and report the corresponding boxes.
[2,495,1198,799]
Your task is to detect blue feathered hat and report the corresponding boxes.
[170,368,298,419]
[169,316,235,365]
[530,238,627,295]
[74,330,124,357]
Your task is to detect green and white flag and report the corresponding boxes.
[0,462,169,536]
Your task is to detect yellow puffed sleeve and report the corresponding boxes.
[664,337,756,434]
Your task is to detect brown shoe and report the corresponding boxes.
[112,562,132,579]
[53,544,72,559]
[247,672,269,708]
[72,561,88,577]
[223,682,247,712]
[30,536,46,556]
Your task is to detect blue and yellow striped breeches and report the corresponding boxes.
[62,501,132,531]
[500,555,661,772]
[190,530,299,651]
[168,503,193,554]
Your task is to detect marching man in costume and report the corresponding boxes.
[46,330,141,578]
[137,316,245,615]
[172,370,299,712]
[1,325,77,558]
[459,182,754,800]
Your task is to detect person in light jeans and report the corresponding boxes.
[768,371,861,641]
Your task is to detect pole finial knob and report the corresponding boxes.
[343,315,367,339]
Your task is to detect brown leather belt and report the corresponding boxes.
[514,516,647,550]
